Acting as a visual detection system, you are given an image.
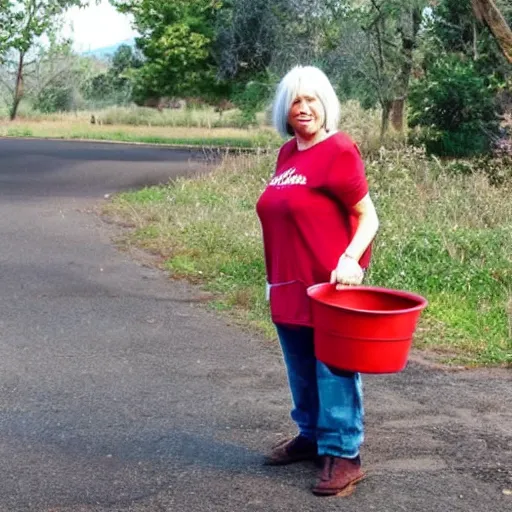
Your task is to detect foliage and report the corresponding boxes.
[112,0,227,102]
[0,38,101,114]
[409,54,501,157]
[0,0,86,119]
[214,1,397,124]
[82,44,142,105]
[30,40,85,112]
[228,74,274,124]
[408,0,511,156]
[442,152,512,187]
[34,83,73,112]
[349,3,425,108]
[426,0,511,78]
[215,0,278,79]
[0,0,84,53]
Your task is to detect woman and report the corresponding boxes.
[256,66,379,497]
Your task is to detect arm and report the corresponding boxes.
[343,193,379,262]
[330,193,379,286]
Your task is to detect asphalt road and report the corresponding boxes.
[0,138,510,512]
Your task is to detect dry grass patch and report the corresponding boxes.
[0,119,278,148]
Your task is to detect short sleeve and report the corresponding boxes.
[325,144,368,210]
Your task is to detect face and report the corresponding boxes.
[287,91,325,140]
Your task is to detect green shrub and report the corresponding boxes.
[34,85,74,113]
[438,154,512,187]
[408,55,501,157]
[6,127,33,137]
[230,75,273,125]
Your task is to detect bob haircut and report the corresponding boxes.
[272,65,341,138]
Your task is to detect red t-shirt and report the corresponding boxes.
[256,132,371,327]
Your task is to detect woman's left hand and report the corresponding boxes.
[330,254,364,288]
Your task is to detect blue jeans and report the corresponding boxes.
[275,324,364,458]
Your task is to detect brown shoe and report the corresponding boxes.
[264,435,317,465]
[312,456,365,496]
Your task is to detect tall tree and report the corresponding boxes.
[426,0,510,73]
[0,0,86,119]
[407,0,510,157]
[112,0,223,102]
[215,0,276,80]
[214,1,357,119]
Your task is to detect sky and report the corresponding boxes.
[63,1,139,52]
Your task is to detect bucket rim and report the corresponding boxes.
[306,283,428,315]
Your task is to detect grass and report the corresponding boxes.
[0,119,280,149]
[0,104,268,128]
[102,144,512,367]
[0,103,279,149]
[365,146,512,365]
[103,152,276,337]
[0,101,385,153]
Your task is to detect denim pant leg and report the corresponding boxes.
[316,362,364,458]
[275,324,318,441]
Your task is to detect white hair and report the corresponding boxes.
[272,65,341,138]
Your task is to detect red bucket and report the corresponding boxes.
[307,284,428,374]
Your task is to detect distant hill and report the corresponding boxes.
[82,38,136,60]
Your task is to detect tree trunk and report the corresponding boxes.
[10,52,25,121]
[390,98,405,132]
[380,100,392,143]
[472,0,512,63]
[391,7,422,133]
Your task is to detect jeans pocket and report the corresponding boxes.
[270,280,311,325]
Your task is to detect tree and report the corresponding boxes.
[0,0,86,119]
[31,40,77,112]
[409,54,501,157]
[82,44,142,106]
[0,38,97,114]
[215,1,359,121]
[407,0,509,157]
[425,0,510,75]
[112,0,224,103]
[335,1,426,139]
[472,0,512,63]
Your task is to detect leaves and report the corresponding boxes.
[0,0,86,118]
[112,0,221,100]
[1,0,84,53]
[408,54,501,156]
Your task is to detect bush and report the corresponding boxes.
[408,55,501,157]
[437,154,512,187]
[98,105,261,129]
[425,127,491,158]
[34,85,74,113]
[230,75,274,125]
